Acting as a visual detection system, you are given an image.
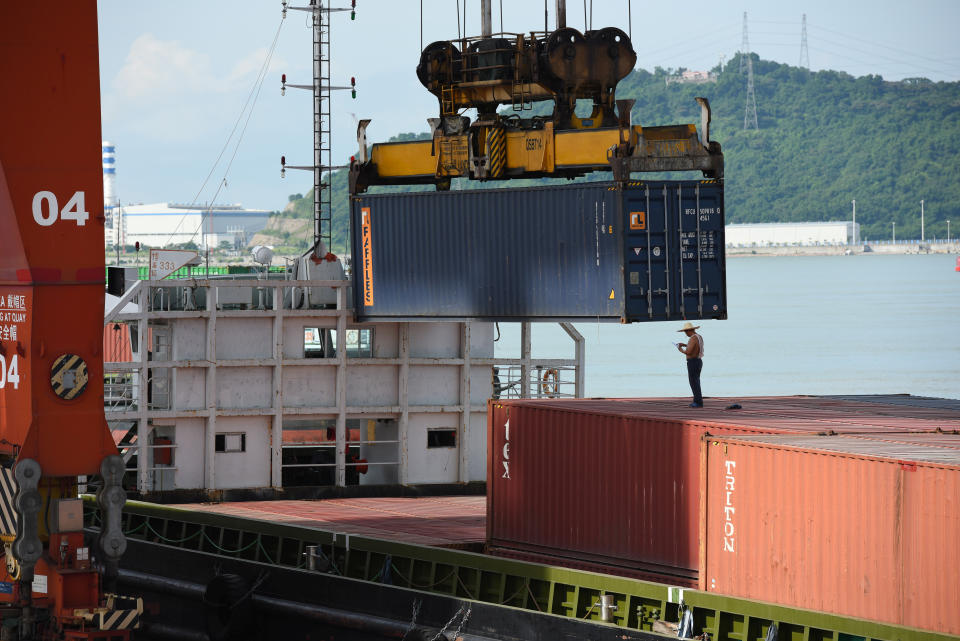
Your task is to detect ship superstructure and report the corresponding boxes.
[104,274,583,494]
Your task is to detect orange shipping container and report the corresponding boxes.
[487,396,959,585]
[700,434,960,636]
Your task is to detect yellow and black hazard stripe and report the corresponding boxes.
[0,467,17,536]
[50,353,88,400]
[98,608,140,630]
[486,127,506,178]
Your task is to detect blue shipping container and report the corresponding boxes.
[350,180,726,323]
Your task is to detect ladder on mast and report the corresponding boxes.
[281,0,356,255]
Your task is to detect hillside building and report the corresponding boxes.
[666,70,718,84]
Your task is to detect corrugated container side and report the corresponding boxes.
[700,435,960,635]
[350,181,726,323]
[848,432,960,448]
[487,396,960,589]
[486,545,692,586]
[487,400,796,582]
[353,184,621,321]
[504,396,960,433]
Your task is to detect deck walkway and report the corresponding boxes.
[182,495,487,548]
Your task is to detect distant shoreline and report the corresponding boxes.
[727,243,959,257]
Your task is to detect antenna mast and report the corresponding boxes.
[280,0,357,256]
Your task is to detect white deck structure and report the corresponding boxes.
[104,271,583,494]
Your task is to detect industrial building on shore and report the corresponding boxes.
[110,202,272,250]
[725,221,859,247]
[102,140,271,250]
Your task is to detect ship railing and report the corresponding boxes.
[106,276,352,314]
[279,420,401,488]
[490,364,578,399]
[104,370,137,411]
[104,419,179,492]
[84,496,956,641]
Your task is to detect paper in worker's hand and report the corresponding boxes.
[670,340,682,349]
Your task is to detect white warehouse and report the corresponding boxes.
[115,203,272,250]
[725,221,859,246]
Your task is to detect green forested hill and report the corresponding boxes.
[631,56,960,242]
[263,54,960,254]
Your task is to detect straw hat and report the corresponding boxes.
[677,322,700,332]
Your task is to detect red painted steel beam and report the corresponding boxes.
[0,1,118,475]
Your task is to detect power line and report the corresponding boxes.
[808,32,958,78]
[637,27,739,59]
[752,30,805,36]
[641,22,741,50]
[746,37,959,78]
[751,42,806,48]
[643,13,958,81]
[809,22,954,67]
[163,14,286,248]
[188,18,283,246]
[807,44,960,80]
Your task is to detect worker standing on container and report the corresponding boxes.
[677,322,704,407]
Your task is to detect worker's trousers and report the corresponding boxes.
[686,358,703,406]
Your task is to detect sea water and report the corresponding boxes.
[494,253,960,400]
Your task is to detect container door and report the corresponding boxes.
[622,184,672,321]
[676,182,726,321]
[622,182,726,322]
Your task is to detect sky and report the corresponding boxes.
[97,0,960,212]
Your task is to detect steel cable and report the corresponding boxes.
[187,15,286,245]
[159,13,286,247]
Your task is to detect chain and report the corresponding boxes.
[411,598,421,627]
[431,604,470,641]
[234,570,270,607]
[449,605,471,641]
[401,599,422,641]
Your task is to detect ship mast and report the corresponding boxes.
[280,0,356,257]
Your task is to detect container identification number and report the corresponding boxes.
[501,418,511,479]
[684,207,720,223]
[32,191,89,227]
